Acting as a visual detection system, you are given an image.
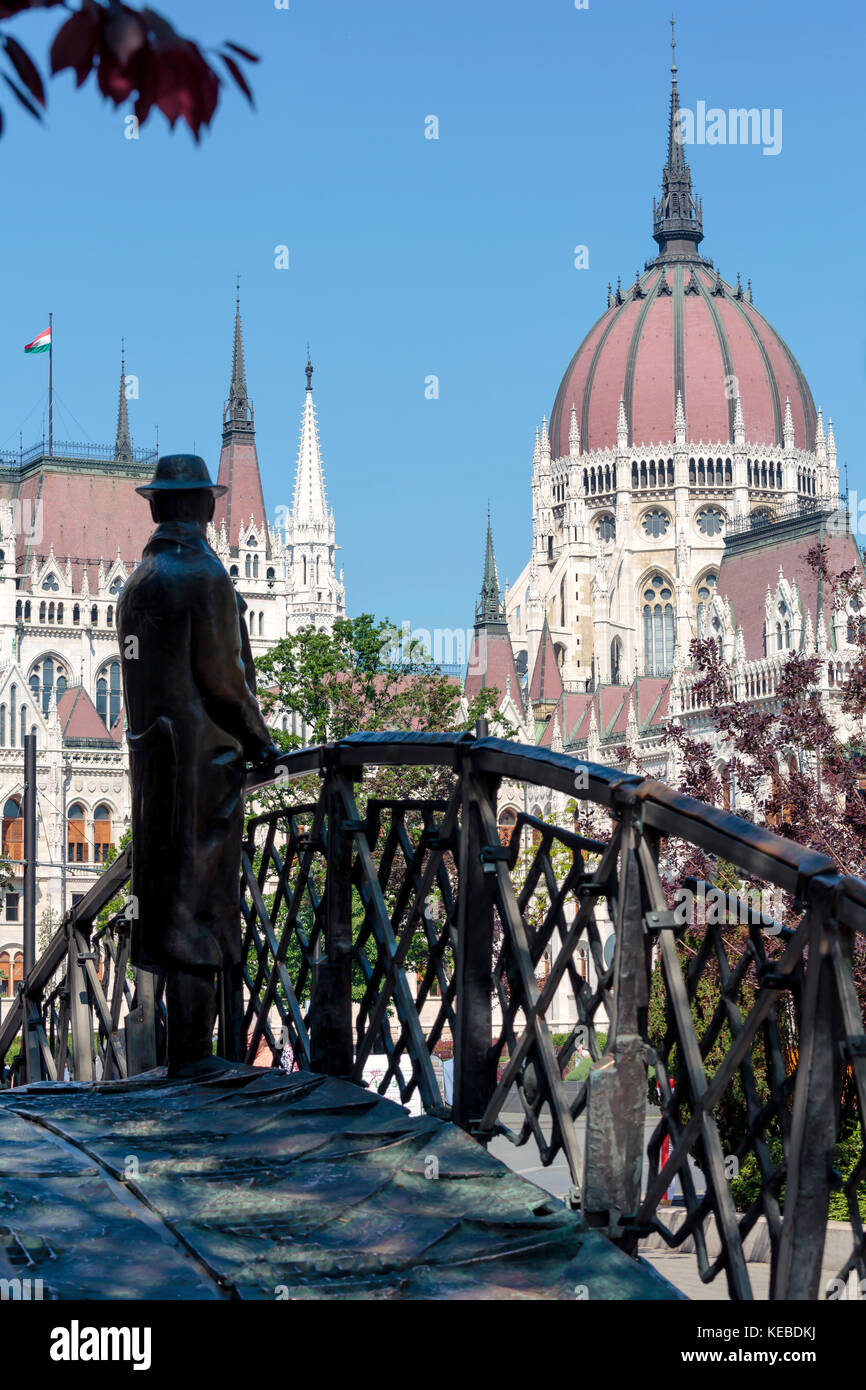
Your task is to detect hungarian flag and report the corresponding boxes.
[24,327,51,354]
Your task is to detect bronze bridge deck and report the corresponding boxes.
[0,1065,675,1301]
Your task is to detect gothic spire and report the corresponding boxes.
[652,19,703,257]
[114,341,132,462]
[292,355,329,526]
[223,281,254,436]
[475,510,507,632]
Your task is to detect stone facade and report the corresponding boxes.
[0,306,344,1015]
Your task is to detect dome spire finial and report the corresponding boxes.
[653,21,703,258]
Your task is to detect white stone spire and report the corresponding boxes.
[674,390,686,444]
[617,397,628,449]
[783,397,795,450]
[292,359,329,526]
[733,392,745,445]
[284,354,343,633]
[815,406,826,461]
[568,404,580,457]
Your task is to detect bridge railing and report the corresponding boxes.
[2,729,865,1301]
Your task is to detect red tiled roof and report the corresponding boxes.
[718,530,863,660]
[528,620,563,703]
[464,629,521,706]
[213,437,267,543]
[0,470,152,590]
[58,686,113,743]
[549,265,816,456]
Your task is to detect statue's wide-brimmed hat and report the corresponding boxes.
[135,454,227,497]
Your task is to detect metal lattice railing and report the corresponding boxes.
[1,729,864,1300]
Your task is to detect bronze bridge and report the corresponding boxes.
[1,730,864,1300]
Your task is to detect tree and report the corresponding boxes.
[0,1,258,139]
[249,614,511,1014]
[642,549,866,1189]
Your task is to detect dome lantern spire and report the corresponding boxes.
[652,19,703,259]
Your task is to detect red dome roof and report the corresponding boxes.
[549,263,816,458]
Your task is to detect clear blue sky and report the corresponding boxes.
[2,0,864,638]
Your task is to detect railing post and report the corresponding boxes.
[68,919,94,1083]
[581,794,650,1244]
[21,733,41,1083]
[773,895,844,1300]
[453,742,499,1131]
[310,764,354,1077]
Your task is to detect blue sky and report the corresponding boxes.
[1,0,864,638]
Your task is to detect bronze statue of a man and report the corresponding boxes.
[117,455,278,1077]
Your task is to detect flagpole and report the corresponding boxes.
[48,311,53,457]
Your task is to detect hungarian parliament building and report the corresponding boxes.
[0,304,344,1011]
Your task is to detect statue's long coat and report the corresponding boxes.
[117,521,272,972]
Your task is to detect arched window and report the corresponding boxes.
[229,565,239,578]
[0,705,5,747]
[29,656,68,716]
[90,605,98,625]
[596,513,615,543]
[67,803,87,863]
[608,636,622,686]
[610,636,623,684]
[559,576,566,626]
[93,804,113,864]
[96,660,121,728]
[12,951,22,988]
[258,610,264,635]
[245,553,252,578]
[2,797,22,861]
[57,602,63,623]
[497,807,517,847]
[107,605,113,626]
[303,555,307,586]
[695,571,718,636]
[642,574,675,675]
[48,602,55,622]
[73,604,80,624]
[24,601,31,622]
[39,602,46,622]
[9,684,16,748]
[253,555,259,578]
[15,600,21,620]
[0,951,9,998]
[266,566,276,582]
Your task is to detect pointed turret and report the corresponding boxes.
[213,288,267,543]
[783,397,795,450]
[224,285,253,436]
[529,616,564,706]
[827,418,837,468]
[475,510,506,632]
[568,404,580,457]
[539,415,551,467]
[292,353,330,527]
[815,406,827,461]
[617,397,628,449]
[674,389,686,444]
[114,343,133,462]
[465,512,521,705]
[283,353,341,628]
[733,392,745,445]
[652,20,703,257]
